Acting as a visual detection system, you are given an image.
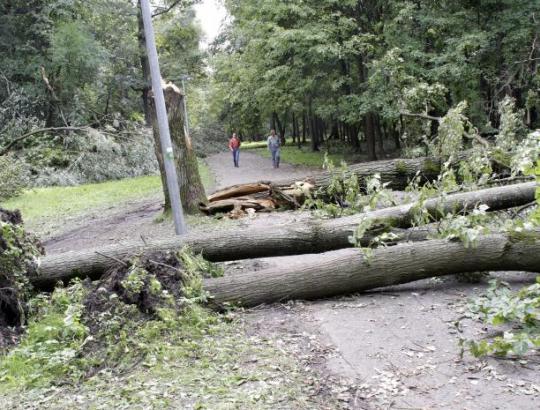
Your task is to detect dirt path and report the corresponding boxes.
[207,150,314,188]
[44,150,316,254]
[234,261,540,409]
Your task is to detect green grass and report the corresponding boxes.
[243,138,365,167]
[3,175,163,223]
[241,137,294,150]
[2,160,213,229]
[251,145,347,168]
[0,284,337,408]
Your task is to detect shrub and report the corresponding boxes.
[0,155,27,201]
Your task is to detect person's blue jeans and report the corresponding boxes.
[271,149,280,168]
[232,149,240,167]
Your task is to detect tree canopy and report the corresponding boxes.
[210,0,540,158]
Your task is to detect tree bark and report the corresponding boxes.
[302,112,307,144]
[255,153,454,192]
[149,82,207,213]
[32,182,536,288]
[204,231,540,307]
[137,4,152,125]
[364,112,378,161]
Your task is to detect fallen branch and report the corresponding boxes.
[0,126,89,156]
[204,231,540,307]
[32,182,536,288]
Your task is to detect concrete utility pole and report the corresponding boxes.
[140,0,187,235]
[180,74,191,138]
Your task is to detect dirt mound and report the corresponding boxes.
[0,208,22,225]
[77,249,219,376]
[84,252,187,321]
[0,208,44,347]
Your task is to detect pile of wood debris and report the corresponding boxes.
[199,180,315,218]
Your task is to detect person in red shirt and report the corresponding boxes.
[228,133,241,167]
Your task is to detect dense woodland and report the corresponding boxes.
[212,0,540,158]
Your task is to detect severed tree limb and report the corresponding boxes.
[204,231,540,308]
[0,126,89,156]
[31,182,536,289]
[40,66,69,127]
[151,0,187,17]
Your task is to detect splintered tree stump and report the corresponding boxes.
[150,82,206,213]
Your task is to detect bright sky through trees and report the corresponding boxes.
[194,0,227,48]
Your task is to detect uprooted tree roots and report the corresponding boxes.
[0,208,43,345]
[0,247,224,385]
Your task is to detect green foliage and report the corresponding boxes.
[496,97,527,152]
[0,247,225,390]
[49,21,106,102]
[0,155,27,201]
[0,212,43,327]
[303,156,395,218]
[0,283,88,388]
[430,102,467,159]
[434,204,491,248]
[213,0,540,151]
[465,278,540,357]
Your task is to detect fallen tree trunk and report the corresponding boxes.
[202,152,475,215]
[32,182,536,288]
[204,231,540,307]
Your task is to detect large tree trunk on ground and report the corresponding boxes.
[215,152,460,200]
[204,231,540,307]
[149,82,207,213]
[32,182,536,288]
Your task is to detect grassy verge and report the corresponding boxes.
[243,138,374,167]
[0,308,330,409]
[2,160,213,231]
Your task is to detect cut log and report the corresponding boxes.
[31,182,536,288]
[200,197,276,214]
[204,231,540,307]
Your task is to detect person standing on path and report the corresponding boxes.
[228,133,241,167]
[267,129,281,168]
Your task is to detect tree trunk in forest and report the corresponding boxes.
[277,115,286,145]
[32,182,536,288]
[364,113,378,161]
[268,152,451,191]
[310,117,319,151]
[302,112,307,144]
[137,4,152,125]
[349,124,361,151]
[204,231,540,307]
[291,112,297,144]
[149,82,206,214]
[375,115,386,156]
